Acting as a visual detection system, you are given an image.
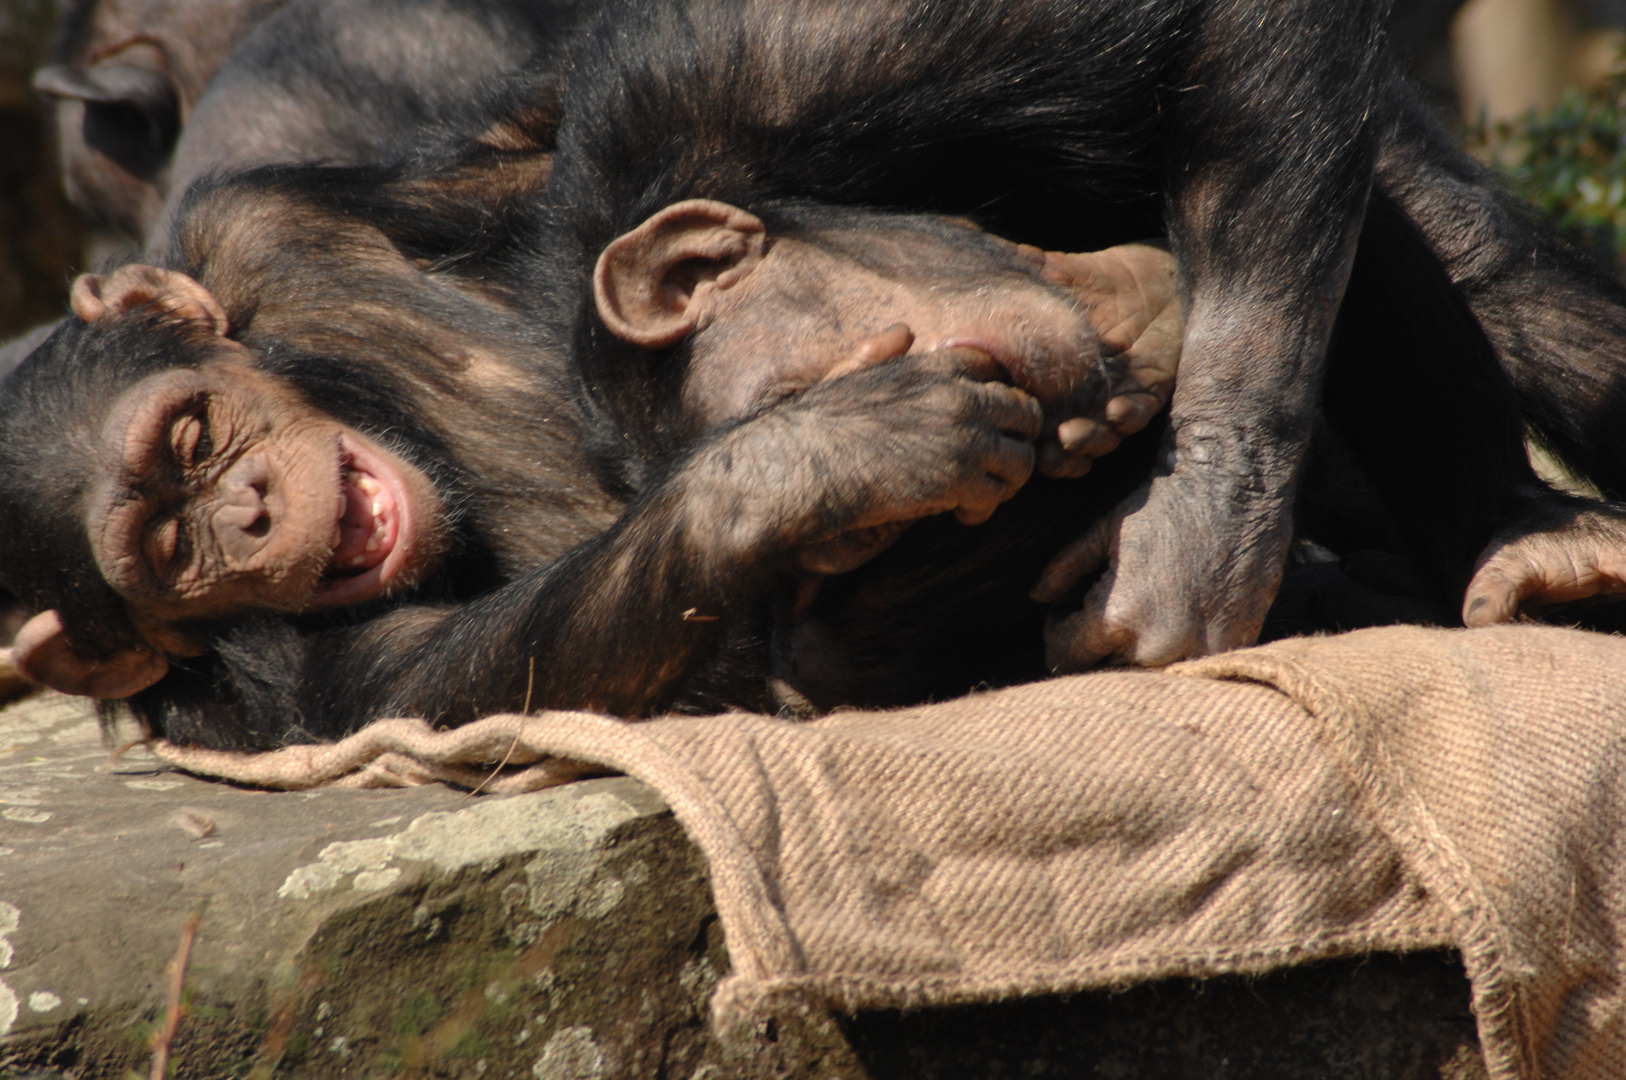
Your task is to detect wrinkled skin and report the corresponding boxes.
[87,362,445,630]
[10,184,1625,735]
[11,264,449,697]
[596,198,1626,684]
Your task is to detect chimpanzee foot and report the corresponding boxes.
[1463,501,1626,626]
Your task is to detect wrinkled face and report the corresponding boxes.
[685,223,1104,427]
[88,354,446,651]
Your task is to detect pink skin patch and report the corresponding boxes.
[307,434,423,608]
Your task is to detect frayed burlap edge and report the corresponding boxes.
[1173,647,1531,1080]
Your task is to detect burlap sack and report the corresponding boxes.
[151,624,1626,1079]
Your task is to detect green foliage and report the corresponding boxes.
[1471,65,1626,265]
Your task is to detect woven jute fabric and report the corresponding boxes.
[150,624,1626,1078]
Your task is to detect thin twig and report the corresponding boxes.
[104,736,155,771]
[464,657,534,801]
[150,906,203,1080]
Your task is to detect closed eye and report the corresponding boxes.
[170,406,212,470]
[143,515,184,580]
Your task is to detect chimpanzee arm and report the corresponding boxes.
[299,351,1041,729]
[1044,1,1388,668]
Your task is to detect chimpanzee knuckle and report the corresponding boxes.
[977,383,1044,438]
[1086,585,1196,667]
[907,349,968,380]
[982,438,1036,491]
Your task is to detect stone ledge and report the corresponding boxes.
[0,691,1485,1079]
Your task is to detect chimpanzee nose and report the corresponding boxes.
[213,456,275,559]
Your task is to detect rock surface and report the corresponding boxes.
[0,690,1488,1079]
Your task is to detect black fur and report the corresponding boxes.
[6,0,1626,747]
[519,0,1598,700]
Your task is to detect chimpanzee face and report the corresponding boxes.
[592,200,1110,432]
[87,357,447,653]
[9,265,451,700]
[689,226,1105,427]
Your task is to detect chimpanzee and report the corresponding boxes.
[35,0,288,237]
[34,0,586,242]
[1,0,598,389]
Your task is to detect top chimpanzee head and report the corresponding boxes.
[569,197,1175,487]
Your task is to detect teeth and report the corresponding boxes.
[365,538,378,552]
[349,555,368,567]
[355,475,380,496]
[371,500,383,517]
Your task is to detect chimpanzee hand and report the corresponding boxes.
[1463,498,1626,625]
[1031,242,1182,480]
[1031,421,1294,668]
[690,345,1043,576]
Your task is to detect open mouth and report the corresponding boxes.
[308,435,419,607]
[330,467,398,575]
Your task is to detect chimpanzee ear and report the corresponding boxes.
[70,265,229,335]
[593,199,767,348]
[11,610,169,700]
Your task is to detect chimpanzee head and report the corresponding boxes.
[586,199,1177,476]
[1,265,451,701]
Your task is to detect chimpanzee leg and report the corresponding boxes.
[1377,87,1626,498]
[1051,0,1390,668]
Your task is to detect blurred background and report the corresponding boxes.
[3,0,1626,343]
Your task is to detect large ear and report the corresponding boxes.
[593,199,767,348]
[11,610,169,700]
[70,265,229,334]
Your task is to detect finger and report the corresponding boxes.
[1038,442,1093,479]
[954,499,1000,526]
[1462,555,1541,627]
[1031,516,1114,602]
[980,435,1039,496]
[1102,392,1162,434]
[952,436,1037,525]
[1056,416,1121,457]
[1042,572,1130,672]
[1463,537,1626,624]
[823,324,915,381]
[798,520,913,575]
[952,473,1009,525]
[915,345,1005,383]
[968,379,1045,440]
